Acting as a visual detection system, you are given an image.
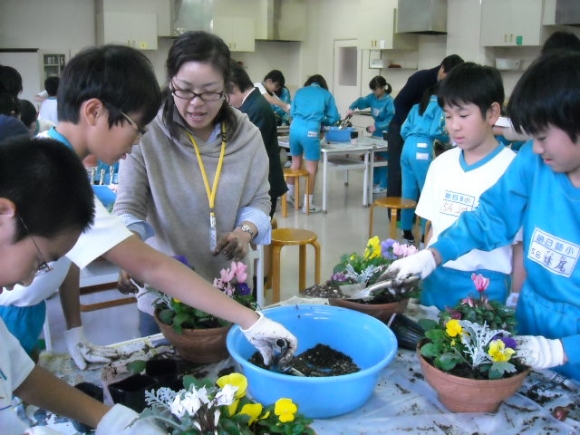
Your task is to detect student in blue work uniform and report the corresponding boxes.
[273,86,292,126]
[288,74,340,213]
[385,51,580,380]
[348,75,394,194]
[386,55,464,198]
[399,85,448,245]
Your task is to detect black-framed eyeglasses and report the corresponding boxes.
[118,110,148,139]
[17,215,54,276]
[171,81,224,102]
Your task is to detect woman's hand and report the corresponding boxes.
[213,231,251,260]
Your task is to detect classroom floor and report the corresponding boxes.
[44,167,395,353]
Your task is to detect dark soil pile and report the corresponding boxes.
[250,344,360,377]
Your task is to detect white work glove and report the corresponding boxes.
[24,427,65,434]
[64,326,119,370]
[96,404,166,435]
[514,335,565,370]
[384,249,437,282]
[505,292,520,309]
[241,311,298,365]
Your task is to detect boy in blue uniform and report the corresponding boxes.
[386,51,580,380]
[288,74,340,213]
[348,75,394,193]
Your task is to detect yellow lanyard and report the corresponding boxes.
[186,125,226,250]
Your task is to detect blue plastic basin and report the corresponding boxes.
[325,127,355,143]
[226,304,398,418]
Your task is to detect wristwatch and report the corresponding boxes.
[239,224,255,239]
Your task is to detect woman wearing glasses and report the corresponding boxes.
[113,31,271,336]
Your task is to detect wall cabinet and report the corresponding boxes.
[357,0,417,50]
[481,0,544,47]
[213,17,256,52]
[96,11,158,50]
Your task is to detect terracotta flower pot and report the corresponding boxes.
[154,310,231,363]
[416,342,530,413]
[328,297,409,324]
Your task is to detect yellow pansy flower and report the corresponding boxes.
[445,319,463,337]
[216,373,248,399]
[364,236,381,259]
[238,403,263,425]
[488,339,515,362]
[274,398,297,423]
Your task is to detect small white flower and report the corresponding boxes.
[215,384,238,406]
[196,386,210,404]
[170,395,187,419]
[181,390,202,416]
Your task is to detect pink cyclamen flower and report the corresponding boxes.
[471,273,490,293]
[460,296,475,308]
[232,261,248,283]
[392,242,418,258]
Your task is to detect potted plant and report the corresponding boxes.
[417,273,530,413]
[137,372,315,434]
[151,259,257,363]
[319,236,420,322]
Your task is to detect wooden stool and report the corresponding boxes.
[368,197,419,243]
[281,168,310,217]
[269,228,321,303]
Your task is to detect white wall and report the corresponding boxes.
[0,0,544,108]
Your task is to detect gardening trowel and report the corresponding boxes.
[342,274,420,301]
[270,339,306,377]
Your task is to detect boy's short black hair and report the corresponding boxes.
[509,51,580,143]
[264,70,285,88]
[438,62,504,118]
[44,76,60,97]
[58,45,162,129]
[0,92,19,116]
[18,99,37,127]
[0,65,23,97]
[541,31,580,56]
[0,137,94,241]
[440,54,465,74]
[228,60,254,93]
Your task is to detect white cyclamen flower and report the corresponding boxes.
[170,395,187,419]
[215,384,238,406]
[181,390,203,415]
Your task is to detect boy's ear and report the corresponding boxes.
[0,198,17,218]
[82,98,106,127]
[0,199,17,242]
[487,102,502,125]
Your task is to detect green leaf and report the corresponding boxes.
[420,343,441,358]
[435,352,461,371]
[126,360,146,374]
[418,318,438,331]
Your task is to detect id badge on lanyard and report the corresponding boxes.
[210,212,217,251]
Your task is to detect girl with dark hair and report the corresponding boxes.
[348,75,395,194]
